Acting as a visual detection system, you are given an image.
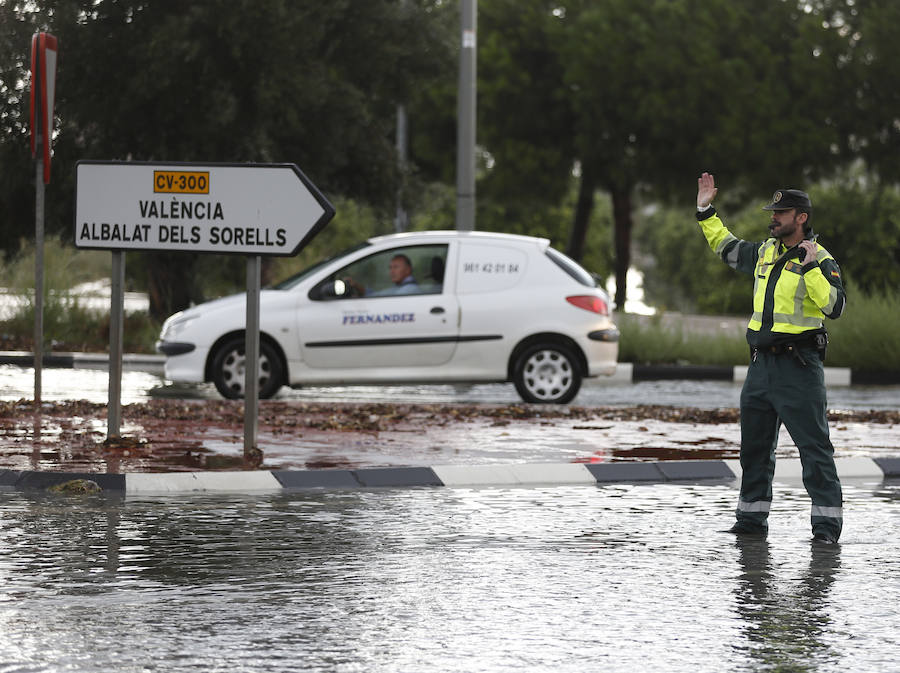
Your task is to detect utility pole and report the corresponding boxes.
[395,104,409,232]
[456,0,476,231]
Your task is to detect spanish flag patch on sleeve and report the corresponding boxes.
[831,270,840,278]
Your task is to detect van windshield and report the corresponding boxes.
[269,242,372,290]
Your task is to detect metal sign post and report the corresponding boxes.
[30,32,58,408]
[244,256,261,457]
[75,161,334,460]
[33,145,44,407]
[107,251,125,439]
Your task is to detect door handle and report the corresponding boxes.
[430,306,445,314]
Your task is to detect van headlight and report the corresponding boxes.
[161,314,198,341]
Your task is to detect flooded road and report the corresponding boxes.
[1,481,897,672]
[2,363,897,671]
[2,364,899,410]
[2,365,897,473]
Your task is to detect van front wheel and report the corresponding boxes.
[513,343,582,404]
[211,337,283,400]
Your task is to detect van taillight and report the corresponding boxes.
[566,295,608,315]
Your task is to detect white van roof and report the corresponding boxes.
[366,229,552,249]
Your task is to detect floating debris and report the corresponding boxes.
[48,479,101,494]
[0,399,896,473]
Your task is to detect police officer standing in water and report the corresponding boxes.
[695,172,846,543]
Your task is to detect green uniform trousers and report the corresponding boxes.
[736,347,843,540]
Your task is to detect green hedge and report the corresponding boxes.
[616,290,900,373]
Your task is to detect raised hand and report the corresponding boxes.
[697,172,718,209]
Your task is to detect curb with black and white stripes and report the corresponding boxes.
[611,363,900,386]
[0,352,165,375]
[1,458,897,494]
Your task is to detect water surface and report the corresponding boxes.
[1,481,897,672]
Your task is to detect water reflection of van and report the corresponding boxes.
[157,231,619,404]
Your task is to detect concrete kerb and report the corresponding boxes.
[1,352,896,493]
[3,352,898,385]
[0,351,165,375]
[0,458,895,494]
[616,362,856,386]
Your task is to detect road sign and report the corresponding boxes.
[75,161,335,256]
[30,32,58,184]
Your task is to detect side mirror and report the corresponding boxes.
[311,278,347,301]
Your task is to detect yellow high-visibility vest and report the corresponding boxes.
[697,210,844,337]
[747,238,841,334]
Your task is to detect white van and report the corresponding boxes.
[157,230,619,403]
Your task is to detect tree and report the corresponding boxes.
[0,2,58,256]
[836,0,900,183]
[635,0,900,309]
[636,171,900,313]
[1,0,454,319]
[809,174,900,294]
[478,0,848,309]
[824,0,900,287]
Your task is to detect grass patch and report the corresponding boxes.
[1,236,896,372]
[3,290,897,369]
[1,236,112,290]
[616,290,900,373]
[0,236,159,353]
[616,313,749,367]
[825,290,900,372]
[0,297,159,353]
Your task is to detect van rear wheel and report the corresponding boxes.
[211,337,283,400]
[513,343,582,404]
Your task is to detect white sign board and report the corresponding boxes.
[75,161,334,256]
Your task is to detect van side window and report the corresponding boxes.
[545,247,597,287]
[313,244,448,300]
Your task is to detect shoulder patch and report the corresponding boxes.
[831,270,840,278]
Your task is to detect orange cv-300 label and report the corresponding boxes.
[153,171,210,194]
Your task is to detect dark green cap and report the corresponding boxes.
[762,189,812,210]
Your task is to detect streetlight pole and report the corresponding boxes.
[456,0,476,231]
[395,104,409,232]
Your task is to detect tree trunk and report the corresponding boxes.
[566,164,596,262]
[147,253,197,322]
[261,257,276,287]
[611,187,633,310]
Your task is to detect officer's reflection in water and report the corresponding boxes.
[733,539,842,668]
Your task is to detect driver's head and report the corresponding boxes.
[389,254,413,284]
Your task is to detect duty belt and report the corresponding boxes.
[757,343,804,355]
[750,333,828,366]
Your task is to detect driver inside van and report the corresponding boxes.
[345,254,419,297]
